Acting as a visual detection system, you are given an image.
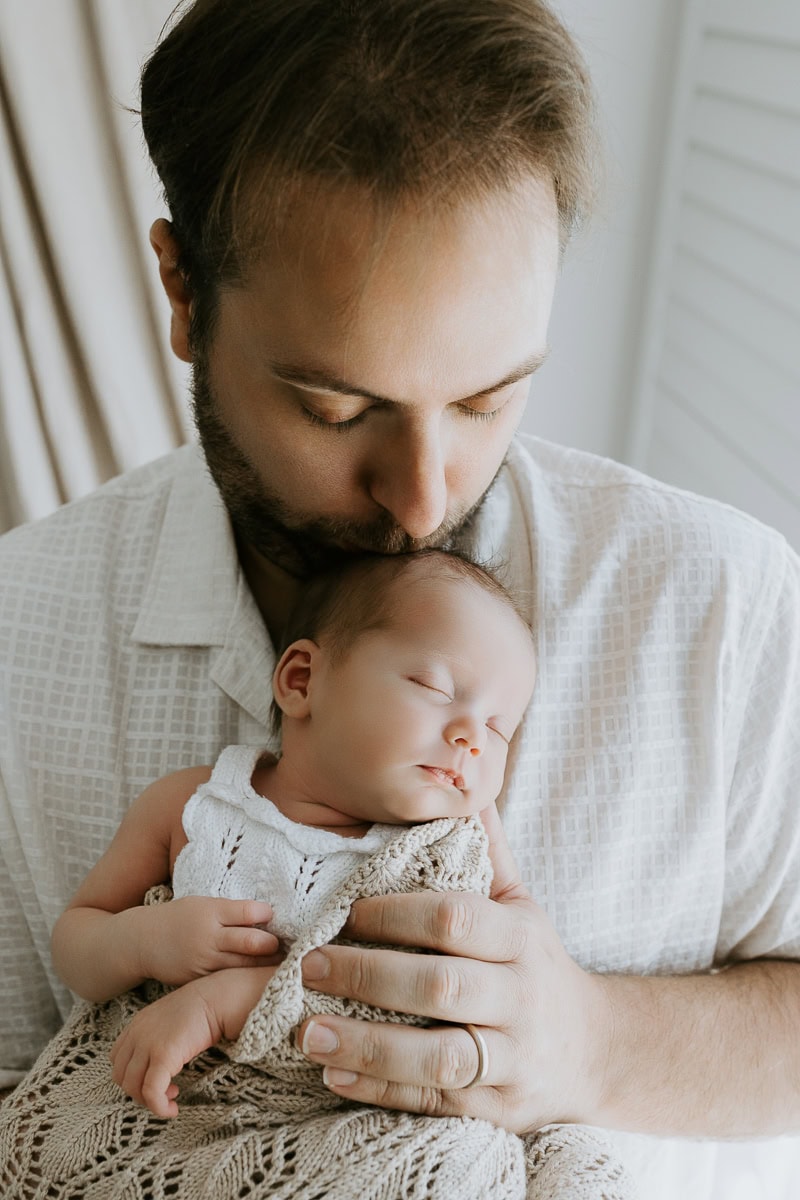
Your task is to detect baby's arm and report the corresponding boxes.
[110,964,275,1117]
[51,766,278,1002]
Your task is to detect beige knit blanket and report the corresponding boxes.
[0,816,638,1199]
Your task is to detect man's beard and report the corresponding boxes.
[191,352,500,579]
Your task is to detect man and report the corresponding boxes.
[1,1,799,1195]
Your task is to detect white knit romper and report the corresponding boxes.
[171,744,400,943]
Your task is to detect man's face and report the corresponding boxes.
[177,175,560,577]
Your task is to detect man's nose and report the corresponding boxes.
[365,420,448,540]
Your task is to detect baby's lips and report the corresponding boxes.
[421,764,466,790]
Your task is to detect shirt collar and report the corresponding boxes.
[453,439,535,608]
[131,446,277,727]
[132,445,241,647]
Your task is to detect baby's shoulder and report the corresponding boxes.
[128,765,214,870]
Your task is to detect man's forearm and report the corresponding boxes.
[591,959,800,1137]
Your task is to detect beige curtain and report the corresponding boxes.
[0,0,191,534]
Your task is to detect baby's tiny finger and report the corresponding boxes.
[142,1064,178,1118]
[226,927,280,958]
[220,899,273,928]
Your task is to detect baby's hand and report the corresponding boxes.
[140,896,279,986]
[110,980,222,1117]
[110,966,277,1117]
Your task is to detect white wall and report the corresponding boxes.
[625,0,800,550]
[520,0,682,461]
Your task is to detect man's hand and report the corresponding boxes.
[110,965,277,1117]
[294,804,607,1133]
[295,805,800,1139]
[138,896,280,986]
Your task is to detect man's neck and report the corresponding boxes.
[236,537,300,646]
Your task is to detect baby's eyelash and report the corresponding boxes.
[409,677,452,700]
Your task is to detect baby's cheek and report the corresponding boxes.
[491,757,510,795]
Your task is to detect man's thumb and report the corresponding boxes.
[479,802,533,905]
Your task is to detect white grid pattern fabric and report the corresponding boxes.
[2,435,800,1196]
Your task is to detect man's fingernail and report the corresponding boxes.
[301,1021,339,1055]
[323,1067,358,1088]
[302,950,330,981]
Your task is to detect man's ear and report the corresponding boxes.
[149,218,193,363]
[272,639,319,722]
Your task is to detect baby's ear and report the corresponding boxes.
[272,639,318,721]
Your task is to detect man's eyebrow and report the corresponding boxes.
[267,348,549,406]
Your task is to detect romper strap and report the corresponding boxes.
[207,744,267,797]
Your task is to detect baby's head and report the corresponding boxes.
[271,550,536,825]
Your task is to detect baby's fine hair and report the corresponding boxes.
[269,549,530,735]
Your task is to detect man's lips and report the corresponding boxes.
[420,765,465,791]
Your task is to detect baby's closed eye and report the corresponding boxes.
[407,675,453,701]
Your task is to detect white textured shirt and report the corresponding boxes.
[2,435,799,1197]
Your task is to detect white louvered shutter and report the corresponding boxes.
[628,0,800,549]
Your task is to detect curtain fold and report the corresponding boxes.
[0,0,190,535]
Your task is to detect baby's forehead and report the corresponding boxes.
[407,571,530,629]
[374,574,534,656]
[326,556,533,662]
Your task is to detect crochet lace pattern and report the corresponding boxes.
[0,816,638,1199]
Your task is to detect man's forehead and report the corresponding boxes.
[223,174,559,404]
[238,170,560,315]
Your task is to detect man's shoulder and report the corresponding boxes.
[509,433,791,570]
[0,446,211,635]
[0,446,198,564]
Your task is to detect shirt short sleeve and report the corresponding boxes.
[718,535,800,963]
[0,769,63,1082]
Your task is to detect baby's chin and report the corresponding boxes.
[370,771,492,825]
[383,794,486,826]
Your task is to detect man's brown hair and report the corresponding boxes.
[141,0,598,341]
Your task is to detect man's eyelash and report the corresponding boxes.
[301,393,512,430]
[458,405,501,422]
[457,388,517,422]
[301,407,366,433]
